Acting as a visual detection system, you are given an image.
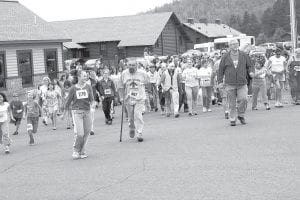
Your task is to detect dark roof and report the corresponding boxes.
[183,22,242,38]
[51,12,179,47]
[0,0,70,43]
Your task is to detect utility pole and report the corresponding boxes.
[290,0,297,53]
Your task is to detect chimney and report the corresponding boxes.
[215,19,221,25]
[187,18,194,24]
[199,17,208,24]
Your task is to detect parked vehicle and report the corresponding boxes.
[214,34,255,50]
[259,43,276,50]
[64,58,85,71]
[194,42,214,55]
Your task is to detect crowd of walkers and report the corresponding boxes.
[1,38,300,158]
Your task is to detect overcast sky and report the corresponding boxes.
[19,0,173,21]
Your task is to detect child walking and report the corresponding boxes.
[96,69,116,125]
[10,93,24,135]
[45,82,61,130]
[0,93,13,154]
[62,77,73,129]
[198,59,213,112]
[252,55,271,110]
[24,92,42,145]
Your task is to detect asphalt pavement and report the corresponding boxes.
[0,102,299,200]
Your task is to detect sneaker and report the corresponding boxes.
[278,102,283,108]
[42,119,47,126]
[193,112,198,115]
[188,113,193,116]
[252,107,258,110]
[53,127,57,130]
[296,101,300,105]
[207,109,212,112]
[29,137,35,146]
[137,133,143,142]
[230,121,236,126]
[90,131,95,135]
[72,152,80,160]
[67,126,71,129]
[155,108,158,112]
[174,113,180,118]
[80,153,88,159]
[13,131,18,135]
[237,116,246,125]
[225,112,229,119]
[202,107,207,113]
[107,120,112,125]
[265,104,271,110]
[129,129,135,138]
[4,146,10,154]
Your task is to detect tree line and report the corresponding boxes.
[229,0,300,44]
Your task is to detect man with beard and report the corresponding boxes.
[218,39,254,126]
[119,60,149,142]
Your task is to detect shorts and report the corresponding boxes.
[27,117,39,133]
[11,117,22,126]
[272,73,285,82]
[48,105,58,114]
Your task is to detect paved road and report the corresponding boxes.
[1,103,299,200]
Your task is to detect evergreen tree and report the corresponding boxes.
[241,11,251,34]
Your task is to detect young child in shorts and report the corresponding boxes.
[10,93,24,135]
[24,92,42,145]
[45,82,61,130]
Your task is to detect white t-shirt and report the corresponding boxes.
[269,56,286,73]
[182,67,199,87]
[0,102,10,122]
[198,67,212,87]
[147,71,160,85]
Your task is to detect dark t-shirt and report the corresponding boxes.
[10,100,24,118]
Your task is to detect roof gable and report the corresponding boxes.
[51,12,174,47]
[183,23,242,38]
[0,0,70,43]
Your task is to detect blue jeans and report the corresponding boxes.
[72,110,91,154]
[226,85,248,121]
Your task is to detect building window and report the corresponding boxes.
[44,49,58,80]
[100,43,107,57]
[155,39,160,48]
[196,38,201,44]
[179,36,183,46]
[72,50,77,58]
[17,50,33,86]
[82,49,90,58]
[0,52,6,89]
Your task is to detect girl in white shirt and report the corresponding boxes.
[198,59,213,112]
[0,93,14,154]
[182,58,199,116]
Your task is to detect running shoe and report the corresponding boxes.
[137,133,143,142]
[80,153,88,159]
[13,131,18,135]
[4,146,10,154]
[72,152,80,159]
[237,116,246,125]
[129,129,135,138]
[90,131,95,135]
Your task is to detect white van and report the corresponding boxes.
[214,35,255,50]
[194,42,214,55]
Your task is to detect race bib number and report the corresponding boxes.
[200,78,211,87]
[76,89,88,99]
[294,66,300,71]
[27,124,33,131]
[104,89,111,95]
[129,89,139,98]
[150,75,155,83]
